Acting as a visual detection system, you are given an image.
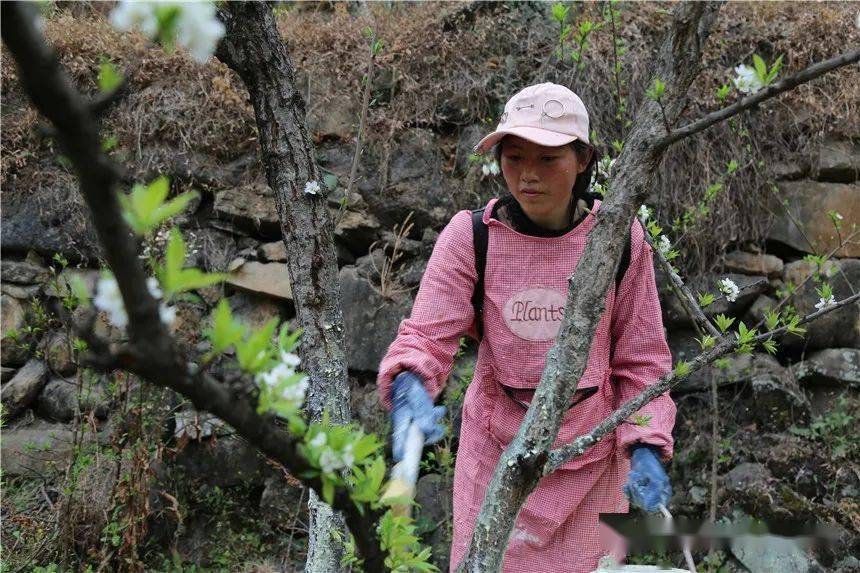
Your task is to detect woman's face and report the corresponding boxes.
[499,136,590,230]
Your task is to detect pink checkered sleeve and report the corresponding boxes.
[376,210,477,412]
[610,223,677,461]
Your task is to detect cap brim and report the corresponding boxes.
[472,126,580,154]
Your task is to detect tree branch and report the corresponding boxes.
[657,48,860,149]
[0,3,387,570]
[644,230,721,339]
[545,291,860,473]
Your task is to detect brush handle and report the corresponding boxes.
[392,422,424,485]
[381,422,425,516]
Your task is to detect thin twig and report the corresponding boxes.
[345,29,376,202]
[547,291,860,472]
[750,227,860,333]
[643,228,721,338]
[606,1,624,137]
[766,182,819,255]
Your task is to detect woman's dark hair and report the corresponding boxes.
[493,136,600,201]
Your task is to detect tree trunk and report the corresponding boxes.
[215,4,350,571]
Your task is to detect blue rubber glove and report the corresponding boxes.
[390,371,447,462]
[623,444,672,512]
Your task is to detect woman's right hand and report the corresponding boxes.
[390,371,447,462]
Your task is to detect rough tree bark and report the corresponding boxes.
[215,4,351,572]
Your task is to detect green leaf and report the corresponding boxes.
[716,84,731,102]
[551,3,569,24]
[735,321,757,345]
[752,54,767,80]
[119,176,197,236]
[204,300,246,357]
[697,292,715,308]
[673,361,692,377]
[715,313,735,333]
[696,334,716,351]
[236,316,279,374]
[645,220,663,239]
[98,58,123,93]
[69,274,91,307]
[784,316,806,337]
[322,478,335,506]
[763,308,780,331]
[761,339,778,355]
[704,181,723,200]
[162,228,186,293]
[645,77,665,101]
[101,135,118,153]
[766,54,783,83]
[151,191,198,227]
[140,176,170,216]
[159,229,228,296]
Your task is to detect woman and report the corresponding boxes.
[376,83,676,572]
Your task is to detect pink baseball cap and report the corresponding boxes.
[472,82,590,154]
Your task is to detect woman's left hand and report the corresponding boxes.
[624,444,672,512]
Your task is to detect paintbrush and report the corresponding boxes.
[380,421,424,517]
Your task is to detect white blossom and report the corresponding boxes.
[95,274,176,329]
[319,448,342,474]
[304,180,322,196]
[733,64,764,94]
[814,295,837,311]
[310,432,327,448]
[256,362,308,405]
[657,235,672,257]
[159,303,177,326]
[597,156,614,179]
[280,375,308,402]
[279,350,301,368]
[341,443,355,469]
[834,212,844,221]
[109,1,159,37]
[174,1,225,64]
[109,1,225,64]
[94,275,128,329]
[318,443,355,474]
[146,276,163,299]
[481,160,499,177]
[718,277,740,303]
[638,205,652,222]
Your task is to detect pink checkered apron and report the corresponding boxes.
[378,198,676,572]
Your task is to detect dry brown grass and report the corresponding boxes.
[2,1,857,274]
